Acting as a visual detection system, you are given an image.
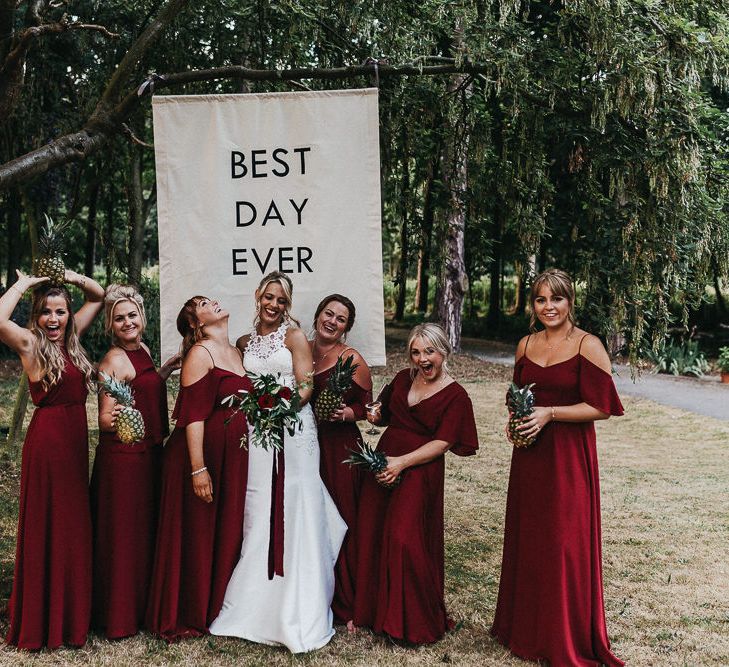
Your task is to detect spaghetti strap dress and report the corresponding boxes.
[491,345,625,667]
[5,351,91,650]
[145,364,251,641]
[90,347,169,638]
[352,369,479,644]
[313,360,371,624]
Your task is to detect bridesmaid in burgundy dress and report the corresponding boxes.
[90,284,180,639]
[353,323,478,644]
[491,268,624,667]
[309,294,372,630]
[0,269,104,649]
[145,295,252,641]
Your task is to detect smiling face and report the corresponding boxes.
[194,296,227,326]
[37,294,70,344]
[410,335,446,382]
[315,300,351,344]
[257,281,288,327]
[111,300,144,346]
[533,285,572,331]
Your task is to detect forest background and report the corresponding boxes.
[0,0,727,365]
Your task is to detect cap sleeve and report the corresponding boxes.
[434,385,479,457]
[579,355,624,416]
[172,370,219,427]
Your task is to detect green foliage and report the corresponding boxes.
[717,346,729,373]
[646,339,710,377]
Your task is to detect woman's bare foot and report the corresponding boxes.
[346,619,357,633]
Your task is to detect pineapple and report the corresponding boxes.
[99,371,146,444]
[343,439,401,488]
[506,382,537,448]
[33,214,69,285]
[314,354,359,421]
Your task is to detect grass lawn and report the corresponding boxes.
[1,346,728,666]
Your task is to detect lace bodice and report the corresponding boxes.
[244,321,295,387]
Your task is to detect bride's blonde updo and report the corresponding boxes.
[254,271,300,327]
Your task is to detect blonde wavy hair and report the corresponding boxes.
[407,323,452,378]
[254,271,300,327]
[104,284,147,342]
[29,286,95,391]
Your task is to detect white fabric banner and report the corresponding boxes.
[152,89,385,365]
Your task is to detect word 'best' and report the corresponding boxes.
[231,147,311,179]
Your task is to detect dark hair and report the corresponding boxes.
[177,295,207,358]
[312,294,356,333]
[528,268,577,332]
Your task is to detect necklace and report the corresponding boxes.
[312,340,339,367]
[543,331,571,350]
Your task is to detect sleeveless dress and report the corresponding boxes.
[209,322,347,653]
[145,356,252,641]
[90,347,169,639]
[352,369,479,644]
[5,351,92,649]
[312,360,371,624]
[491,345,624,667]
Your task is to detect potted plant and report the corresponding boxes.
[718,346,729,384]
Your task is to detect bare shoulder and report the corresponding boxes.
[236,334,251,352]
[515,334,530,361]
[181,344,214,386]
[98,347,133,379]
[341,347,366,366]
[285,326,309,348]
[578,333,612,373]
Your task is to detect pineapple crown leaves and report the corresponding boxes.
[39,214,71,256]
[327,354,359,392]
[342,438,388,472]
[506,382,536,417]
[98,370,135,407]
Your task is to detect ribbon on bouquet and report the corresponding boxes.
[267,429,285,579]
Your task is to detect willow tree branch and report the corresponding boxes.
[0,59,503,191]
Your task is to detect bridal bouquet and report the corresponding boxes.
[222,372,303,451]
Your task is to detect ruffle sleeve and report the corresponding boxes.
[348,380,372,421]
[376,372,400,424]
[434,385,479,457]
[171,371,220,427]
[579,355,624,416]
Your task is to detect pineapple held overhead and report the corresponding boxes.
[314,354,359,421]
[99,371,146,444]
[506,382,537,448]
[33,214,69,285]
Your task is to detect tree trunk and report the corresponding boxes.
[394,128,410,321]
[5,188,21,287]
[85,179,99,277]
[415,157,437,313]
[714,262,727,320]
[105,191,114,284]
[437,26,471,352]
[127,145,145,287]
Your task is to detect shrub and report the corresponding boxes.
[646,339,710,377]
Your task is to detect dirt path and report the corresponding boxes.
[459,337,729,422]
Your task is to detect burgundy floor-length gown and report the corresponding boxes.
[313,366,371,624]
[90,347,169,639]
[145,365,251,641]
[353,369,478,644]
[491,349,624,667]
[6,352,92,649]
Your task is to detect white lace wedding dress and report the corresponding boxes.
[209,322,347,653]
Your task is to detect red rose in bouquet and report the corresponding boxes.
[258,393,276,410]
[222,372,305,451]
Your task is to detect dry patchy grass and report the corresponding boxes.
[1,352,728,666]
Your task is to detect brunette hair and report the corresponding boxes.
[176,295,207,359]
[29,285,95,391]
[312,294,356,334]
[104,284,146,342]
[254,271,300,327]
[528,268,577,332]
[407,323,452,377]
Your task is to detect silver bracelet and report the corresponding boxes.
[191,466,207,477]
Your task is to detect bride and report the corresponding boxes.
[209,271,347,653]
